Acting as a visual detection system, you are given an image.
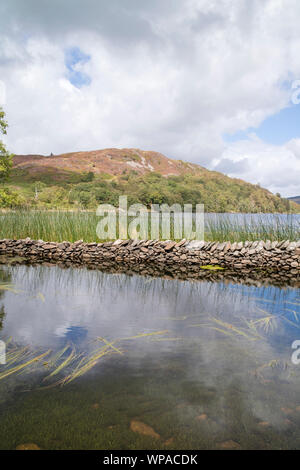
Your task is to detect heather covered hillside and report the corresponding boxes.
[0,148,298,213]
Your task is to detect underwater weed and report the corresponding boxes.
[0,350,51,381]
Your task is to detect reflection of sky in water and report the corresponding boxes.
[0,264,300,434]
[228,283,300,351]
[0,264,299,353]
[62,325,88,345]
[204,212,300,228]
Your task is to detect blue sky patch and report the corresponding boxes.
[65,46,91,88]
[224,102,300,145]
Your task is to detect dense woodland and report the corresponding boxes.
[1,166,297,213]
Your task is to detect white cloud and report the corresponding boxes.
[213,136,300,197]
[0,0,300,195]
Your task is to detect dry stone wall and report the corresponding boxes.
[0,238,299,287]
[0,238,299,270]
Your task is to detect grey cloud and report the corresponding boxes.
[0,0,183,46]
[214,158,250,175]
[1,0,300,195]
[190,10,226,32]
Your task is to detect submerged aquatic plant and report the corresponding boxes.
[0,330,170,389]
[0,350,51,381]
[44,345,77,380]
[0,283,21,294]
[200,265,225,271]
[0,291,298,390]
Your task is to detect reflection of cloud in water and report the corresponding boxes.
[0,264,299,430]
[54,325,88,345]
[0,264,298,349]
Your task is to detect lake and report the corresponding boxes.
[0,263,299,450]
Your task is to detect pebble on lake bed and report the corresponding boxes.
[130,420,160,440]
[218,440,241,450]
[258,421,270,427]
[195,413,208,421]
[164,437,174,446]
[16,443,41,450]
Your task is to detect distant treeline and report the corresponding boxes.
[288,196,300,205]
[0,168,298,213]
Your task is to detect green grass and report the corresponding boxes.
[0,210,298,243]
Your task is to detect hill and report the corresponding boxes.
[13,148,203,178]
[288,196,300,205]
[0,148,298,213]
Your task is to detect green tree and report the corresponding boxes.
[79,191,91,208]
[81,171,95,182]
[0,107,13,181]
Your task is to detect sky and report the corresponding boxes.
[0,0,300,197]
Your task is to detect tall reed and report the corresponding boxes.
[0,210,298,242]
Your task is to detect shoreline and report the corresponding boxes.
[0,238,299,287]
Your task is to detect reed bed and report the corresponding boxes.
[205,213,300,242]
[0,210,298,242]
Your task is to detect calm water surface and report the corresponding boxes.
[0,264,299,450]
[205,212,300,227]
